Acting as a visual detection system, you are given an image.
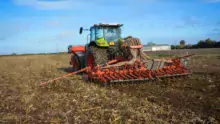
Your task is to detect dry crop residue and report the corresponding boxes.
[0,50,219,123]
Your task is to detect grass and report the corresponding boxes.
[0,50,220,123]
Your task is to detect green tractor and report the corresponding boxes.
[68,23,130,71]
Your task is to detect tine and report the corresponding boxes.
[103,75,112,81]
[110,75,116,80]
[126,74,135,79]
[100,77,107,84]
[114,73,121,80]
[122,73,130,80]
[129,73,138,78]
[124,74,133,79]
[141,73,150,78]
[119,73,128,80]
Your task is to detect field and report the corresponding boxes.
[0,48,220,123]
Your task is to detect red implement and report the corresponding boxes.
[40,54,194,86]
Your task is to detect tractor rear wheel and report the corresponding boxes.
[87,45,108,69]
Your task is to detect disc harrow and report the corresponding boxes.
[85,54,193,85]
[40,54,194,86]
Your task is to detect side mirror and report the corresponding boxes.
[79,27,83,34]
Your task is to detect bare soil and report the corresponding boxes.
[0,49,219,123]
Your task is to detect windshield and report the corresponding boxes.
[90,27,104,41]
[96,27,103,39]
[103,27,120,42]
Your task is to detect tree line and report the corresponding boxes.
[171,38,220,49]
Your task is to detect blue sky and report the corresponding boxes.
[0,0,220,54]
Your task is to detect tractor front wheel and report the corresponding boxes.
[71,54,81,72]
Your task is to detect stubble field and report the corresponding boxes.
[0,48,220,123]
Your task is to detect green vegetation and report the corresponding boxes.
[11,53,17,56]
[171,38,220,49]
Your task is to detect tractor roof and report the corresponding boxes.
[93,23,123,27]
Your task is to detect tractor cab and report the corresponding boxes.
[69,23,124,71]
[80,23,123,47]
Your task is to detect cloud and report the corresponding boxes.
[175,25,184,29]
[0,37,6,41]
[183,16,199,27]
[175,16,200,29]
[0,22,29,41]
[57,30,74,37]
[13,0,94,10]
[211,21,220,35]
[212,28,220,32]
[207,27,220,36]
[47,19,61,27]
[216,21,220,25]
[211,28,220,34]
[203,0,220,3]
[13,0,157,10]
[0,24,29,41]
[208,32,220,36]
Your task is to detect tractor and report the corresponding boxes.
[41,23,194,85]
[68,23,127,71]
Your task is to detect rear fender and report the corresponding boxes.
[71,46,85,53]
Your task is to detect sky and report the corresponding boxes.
[0,0,220,54]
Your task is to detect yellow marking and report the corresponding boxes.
[109,41,114,46]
